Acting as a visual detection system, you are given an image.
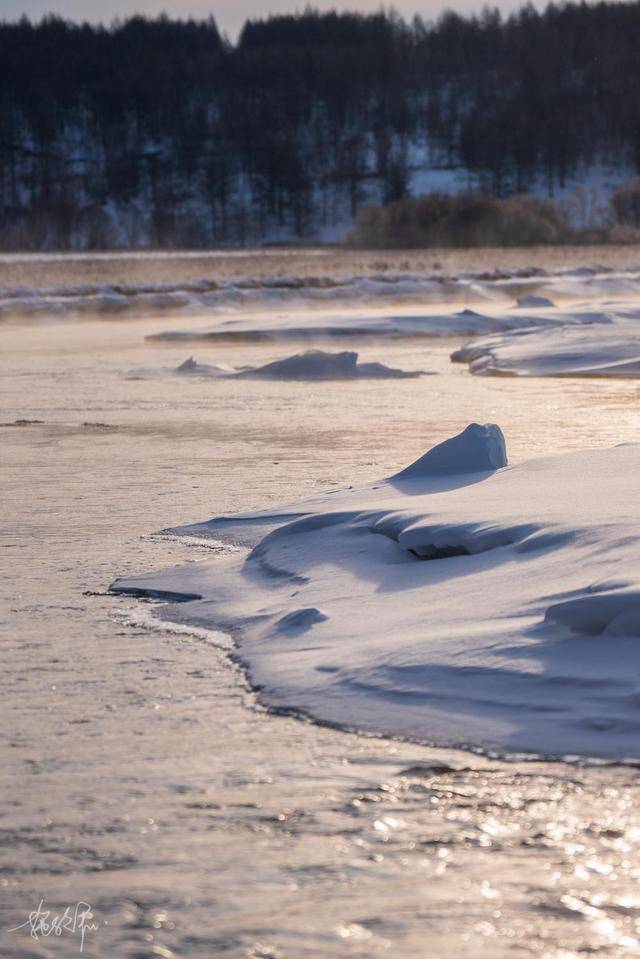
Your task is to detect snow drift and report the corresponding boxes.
[146,274,640,380]
[171,350,425,380]
[147,308,524,343]
[452,314,640,377]
[237,349,425,379]
[130,350,426,380]
[160,304,640,380]
[112,424,640,760]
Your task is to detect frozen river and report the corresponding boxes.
[3,248,640,958]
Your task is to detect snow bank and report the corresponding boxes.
[452,313,640,377]
[145,275,640,367]
[112,425,640,760]
[155,302,640,381]
[5,263,640,323]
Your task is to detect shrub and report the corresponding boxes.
[607,222,640,244]
[345,190,571,248]
[611,180,640,228]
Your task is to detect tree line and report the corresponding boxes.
[1,3,640,248]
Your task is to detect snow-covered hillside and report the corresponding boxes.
[3,9,640,249]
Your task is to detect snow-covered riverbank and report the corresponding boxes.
[113,423,640,759]
[5,249,640,957]
[3,255,640,325]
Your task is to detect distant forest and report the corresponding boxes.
[2,4,640,249]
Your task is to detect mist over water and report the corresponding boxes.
[4,248,640,957]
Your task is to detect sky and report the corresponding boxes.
[0,0,535,39]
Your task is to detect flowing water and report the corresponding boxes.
[3,249,640,958]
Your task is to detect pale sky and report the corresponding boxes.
[0,0,535,40]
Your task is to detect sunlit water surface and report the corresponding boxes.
[3,251,640,958]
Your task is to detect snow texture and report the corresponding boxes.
[112,425,640,760]
[236,350,425,380]
[452,312,640,377]
[392,423,507,478]
[136,267,640,377]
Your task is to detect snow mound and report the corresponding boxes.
[112,428,640,760]
[545,592,640,637]
[137,351,426,381]
[393,423,507,479]
[274,607,329,635]
[176,357,198,373]
[239,350,424,380]
[516,293,555,308]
